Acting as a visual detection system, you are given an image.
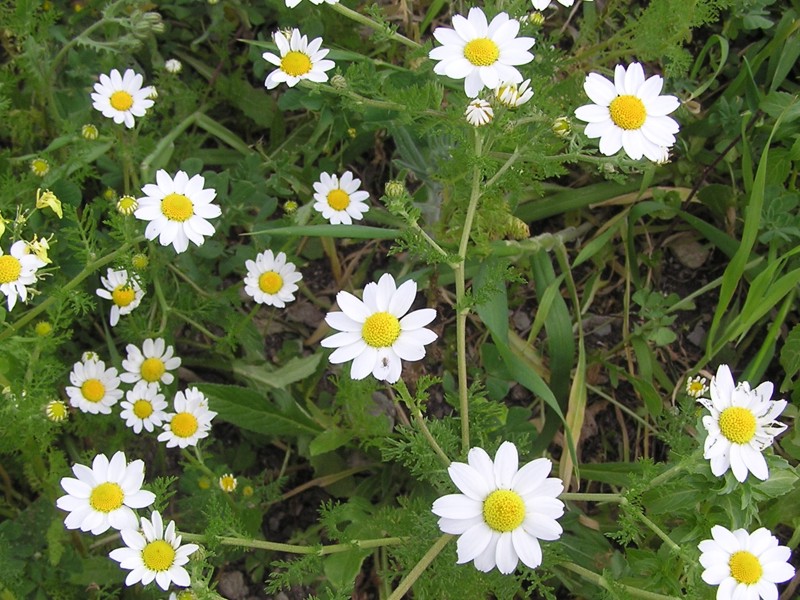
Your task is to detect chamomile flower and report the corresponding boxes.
[465,99,494,126]
[91,68,155,129]
[432,441,565,574]
[698,525,795,600]
[117,195,138,216]
[574,62,680,162]
[96,267,145,326]
[158,387,217,448]
[531,0,579,9]
[243,250,303,307]
[218,473,237,492]
[320,273,437,383]
[30,157,50,177]
[495,79,533,108]
[134,170,221,254]
[65,357,124,415]
[109,510,199,591]
[0,240,46,311]
[686,375,709,398]
[428,7,535,98]
[262,28,335,89]
[56,451,156,535]
[698,365,788,483]
[120,338,182,387]
[312,171,370,225]
[45,399,68,422]
[285,0,338,6]
[120,381,168,434]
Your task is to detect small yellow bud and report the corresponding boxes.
[30,158,50,177]
[385,180,406,199]
[219,473,238,493]
[46,400,68,422]
[81,124,99,140]
[242,485,254,497]
[330,74,347,89]
[131,253,149,270]
[103,188,117,202]
[347,127,357,139]
[82,351,100,363]
[198,476,211,490]
[283,200,298,215]
[117,195,138,216]
[35,321,53,336]
[552,116,571,138]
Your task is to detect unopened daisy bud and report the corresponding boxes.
[330,74,347,89]
[45,400,68,422]
[495,79,533,108]
[164,59,182,74]
[35,189,62,219]
[35,321,53,336]
[242,485,254,497]
[147,86,158,100]
[103,188,117,202]
[385,180,406,200]
[552,116,571,138]
[207,0,219,4]
[283,200,298,214]
[81,124,99,140]
[219,473,237,492]
[30,157,50,177]
[198,476,211,490]
[131,252,149,270]
[685,375,708,398]
[116,195,138,216]
[82,351,100,363]
[527,12,545,26]
[170,591,197,600]
[465,99,494,127]
[347,127,357,139]
[132,11,165,38]
[507,215,530,240]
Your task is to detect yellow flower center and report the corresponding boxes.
[46,400,68,421]
[141,539,176,572]
[161,193,194,222]
[81,378,106,402]
[483,489,526,532]
[464,38,500,66]
[361,312,401,348]
[31,158,49,175]
[112,285,136,307]
[109,90,134,111]
[117,195,138,215]
[89,482,124,513]
[133,399,154,419]
[688,382,705,394]
[609,95,647,130]
[140,357,166,383]
[219,474,237,492]
[258,271,283,294]
[729,551,763,585]
[719,406,757,444]
[281,51,312,76]
[171,412,199,438]
[0,255,22,284]
[327,189,351,211]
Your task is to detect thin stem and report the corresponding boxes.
[454,130,484,453]
[178,532,406,555]
[635,511,681,553]
[484,146,521,189]
[411,409,451,468]
[329,3,422,49]
[0,237,144,342]
[587,384,659,435]
[560,562,682,600]
[387,535,453,600]
[648,462,686,488]
[560,493,626,503]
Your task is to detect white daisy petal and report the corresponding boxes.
[91,68,154,129]
[263,28,335,89]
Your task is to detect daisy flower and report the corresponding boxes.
[428,7,535,98]
[158,387,217,448]
[243,250,303,307]
[686,375,708,399]
[135,170,221,254]
[30,157,50,177]
[65,356,124,415]
[698,525,795,599]
[0,240,46,311]
[432,441,565,573]
[56,451,156,535]
[574,62,680,162]
[286,0,338,6]
[262,28,335,90]
[495,79,534,108]
[531,0,578,9]
[698,365,788,482]
[96,267,145,327]
[320,273,437,383]
[120,338,182,387]
[45,399,69,422]
[91,68,155,129]
[109,510,199,591]
[312,171,370,225]
[465,99,494,127]
[120,381,168,434]
[218,473,237,492]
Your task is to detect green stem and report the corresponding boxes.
[648,462,686,488]
[178,532,407,555]
[454,130,483,453]
[329,3,422,49]
[387,534,453,600]
[635,511,681,553]
[560,562,682,600]
[0,237,144,342]
[411,409,451,467]
[560,493,626,503]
